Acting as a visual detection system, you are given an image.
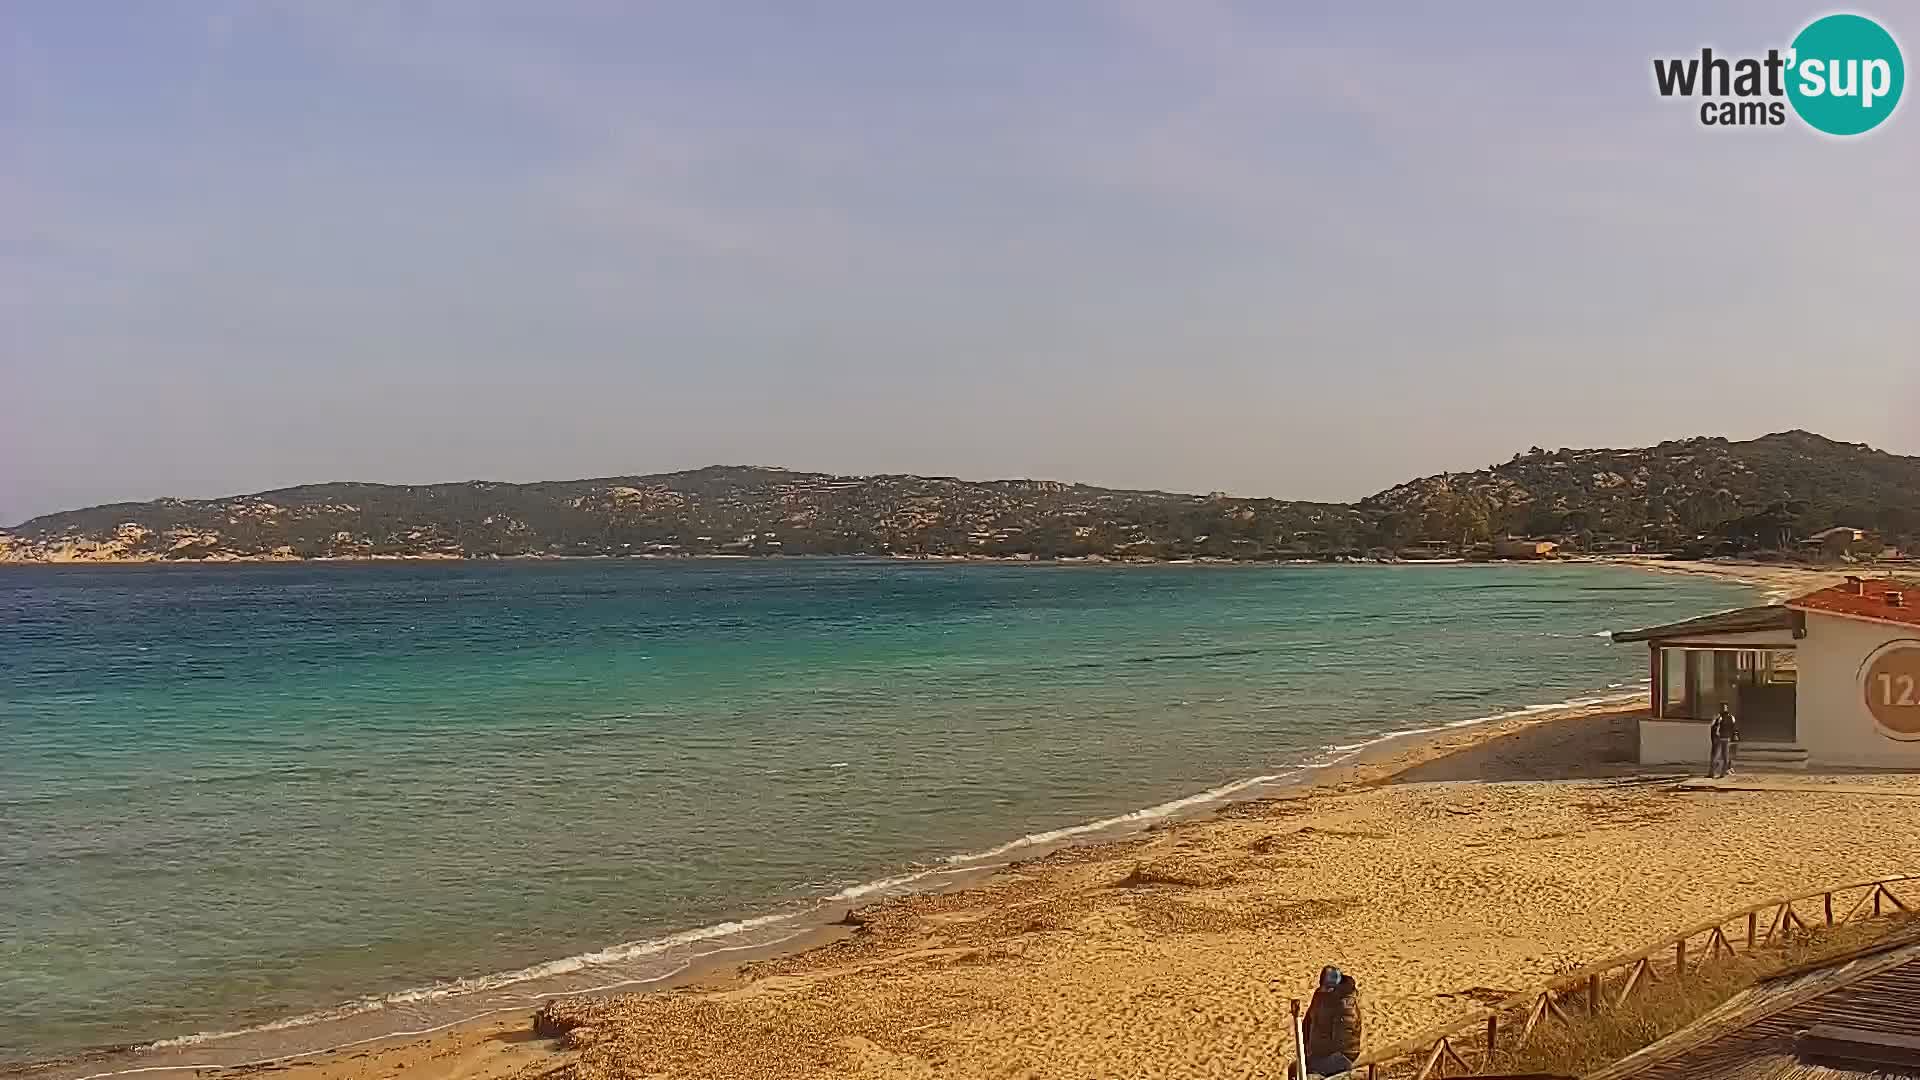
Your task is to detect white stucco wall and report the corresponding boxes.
[1796,611,1920,769]
[1639,719,1710,766]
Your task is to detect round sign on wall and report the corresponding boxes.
[1863,641,1920,740]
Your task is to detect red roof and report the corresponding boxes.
[1787,577,1920,628]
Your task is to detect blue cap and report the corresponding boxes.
[1320,965,1342,990]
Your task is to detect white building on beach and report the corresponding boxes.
[1613,577,1920,771]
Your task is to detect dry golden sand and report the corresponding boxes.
[516,757,1920,1080]
[236,560,1915,1080]
[1589,557,1865,601]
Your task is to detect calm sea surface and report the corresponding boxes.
[0,560,1750,1064]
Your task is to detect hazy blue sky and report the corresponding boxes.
[6,2,1917,524]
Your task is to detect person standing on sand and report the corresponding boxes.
[1709,703,1739,778]
[1301,965,1362,1077]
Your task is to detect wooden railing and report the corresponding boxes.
[1343,874,1917,1080]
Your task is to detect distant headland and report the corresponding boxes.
[3,431,1915,564]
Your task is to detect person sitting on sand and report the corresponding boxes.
[1709,703,1739,778]
[1302,965,1362,1076]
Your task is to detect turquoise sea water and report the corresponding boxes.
[0,560,1751,1065]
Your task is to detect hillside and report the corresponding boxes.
[1365,431,1920,554]
[0,467,1368,562]
[3,432,1915,563]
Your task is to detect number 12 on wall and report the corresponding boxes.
[1862,644,1920,739]
[1880,673,1918,708]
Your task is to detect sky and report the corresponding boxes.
[5,2,1917,525]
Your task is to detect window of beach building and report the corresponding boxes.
[1744,648,1796,684]
[1690,650,1737,718]
[1661,648,1795,720]
[1662,648,1690,717]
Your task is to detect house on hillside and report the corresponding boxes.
[1494,537,1560,560]
[1802,526,1869,560]
[1612,577,1920,770]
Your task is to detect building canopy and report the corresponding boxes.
[1611,605,1803,644]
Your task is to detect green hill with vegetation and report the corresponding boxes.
[0,467,1369,562]
[1365,431,1919,555]
[4,432,1914,562]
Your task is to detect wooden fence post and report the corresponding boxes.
[1825,892,1835,926]
[1676,938,1687,976]
[1617,958,1655,1005]
[1587,974,1600,1014]
[1763,903,1786,944]
[1842,886,1876,925]
[1290,998,1306,1080]
[1747,910,1758,947]
[1519,992,1550,1049]
[1485,1015,1498,1063]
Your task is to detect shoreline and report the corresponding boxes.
[4,559,1857,1080]
[4,689,1668,1080]
[0,551,1892,584]
[512,711,1918,1080]
[1587,556,1864,600]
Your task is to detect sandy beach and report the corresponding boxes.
[29,558,1916,1080]
[232,703,1920,1080]
[1586,557,1872,601]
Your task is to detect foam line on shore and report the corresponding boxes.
[1309,690,1640,759]
[142,913,808,1051]
[933,769,1305,865]
[72,929,823,1080]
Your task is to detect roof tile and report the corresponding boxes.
[1787,578,1920,629]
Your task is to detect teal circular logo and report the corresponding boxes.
[1786,14,1904,135]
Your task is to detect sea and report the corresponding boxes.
[0,559,1752,1071]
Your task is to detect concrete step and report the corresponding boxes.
[1734,742,1809,772]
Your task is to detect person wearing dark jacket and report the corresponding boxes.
[1709,703,1739,778]
[1302,965,1362,1076]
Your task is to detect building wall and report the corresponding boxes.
[1495,540,1559,559]
[1640,719,1711,766]
[1796,612,1920,768]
